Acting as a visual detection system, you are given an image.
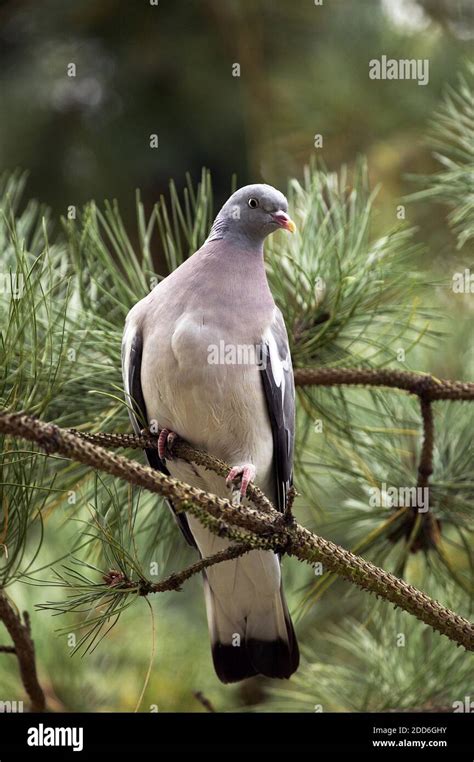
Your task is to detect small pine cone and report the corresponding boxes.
[103,569,126,587]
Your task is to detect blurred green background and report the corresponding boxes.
[0,0,471,235]
[0,0,472,713]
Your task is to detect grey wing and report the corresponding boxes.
[121,322,197,547]
[260,308,295,513]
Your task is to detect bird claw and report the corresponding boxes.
[226,464,256,505]
[158,428,177,460]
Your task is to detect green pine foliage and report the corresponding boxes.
[408,63,474,250]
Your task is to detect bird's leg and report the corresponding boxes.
[226,463,256,506]
[158,428,177,461]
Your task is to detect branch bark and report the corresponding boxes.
[104,543,253,594]
[293,366,474,401]
[0,591,46,711]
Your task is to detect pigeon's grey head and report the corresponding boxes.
[207,183,296,246]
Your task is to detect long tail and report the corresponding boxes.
[202,548,299,683]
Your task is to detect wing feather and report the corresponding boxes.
[260,308,295,513]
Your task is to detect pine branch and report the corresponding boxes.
[193,691,216,712]
[0,410,472,651]
[418,398,434,489]
[69,428,275,515]
[102,543,253,595]
[293,367,474,401]
[0,592,46,711]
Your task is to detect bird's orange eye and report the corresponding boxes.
[248,197,259,209]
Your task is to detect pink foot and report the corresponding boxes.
[226,463,256,504]
[158,428,177,460]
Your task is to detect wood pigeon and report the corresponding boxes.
[122,184,299,682]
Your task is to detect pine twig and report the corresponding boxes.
[293,366,474,401]
[103,543,253,595]
[69,429,275,515]
[418,397,434,489]
[0,591,46,711]
[193,691,216,712]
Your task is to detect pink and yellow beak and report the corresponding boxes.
[271,211,296,233]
